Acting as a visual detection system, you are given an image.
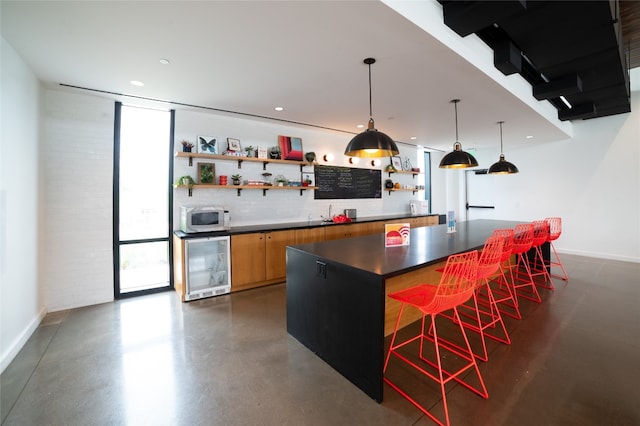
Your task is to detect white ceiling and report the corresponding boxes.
[2,0,635,153]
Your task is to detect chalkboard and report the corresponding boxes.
[314,165,382,199]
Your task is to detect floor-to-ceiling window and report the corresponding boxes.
[423,151,432,213]
[113,103,174,298]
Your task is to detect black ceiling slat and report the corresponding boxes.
[439,0,630,121]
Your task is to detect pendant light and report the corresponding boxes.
[439,99,478,168]
[344,58,399,158]
[488,121,519,174]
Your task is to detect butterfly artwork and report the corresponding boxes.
[197,136,217,154]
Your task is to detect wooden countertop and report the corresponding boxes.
[288,219,523,278]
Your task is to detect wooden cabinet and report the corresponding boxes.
[294,227,326,244]
[324,222,372,241]
[230,229,295,292]
[386,215,437,229]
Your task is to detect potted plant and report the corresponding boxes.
[302,177,312,187]
[304,151,316,163]
[181,140,194,152]
[174,175,196,188]
[274,175,287,187]
[231,174,242,185]
[244,145,255,157]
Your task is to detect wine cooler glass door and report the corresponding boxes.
[185,236,231,300]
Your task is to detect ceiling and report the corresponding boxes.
[2,1,638,154]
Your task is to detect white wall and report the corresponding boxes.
[0,38,44,372]
[41,89,115,311]
[174,109,423,226]
[468,92,640,262]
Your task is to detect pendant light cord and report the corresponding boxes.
[368,62,373,119]
[498,121,504,154]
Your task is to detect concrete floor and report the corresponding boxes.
[2,254,639,425]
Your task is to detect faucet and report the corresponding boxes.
[321,204,333,222]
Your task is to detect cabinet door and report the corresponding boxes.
[265,230,296,280]
[295,227,326,244]
[231,233,266,290]
[367,221,385,235]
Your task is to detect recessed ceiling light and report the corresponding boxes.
[159,59,170,65]
[274,106,284,111]
[410,136,417,140]
[356,124,365,129]
[526,135,533,139]
[130,80,144,87]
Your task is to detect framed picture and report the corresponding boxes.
[278,135,303,161]
[227,138,241,152]
[391,156,403,171]
[197,136,217,154]
[302,172,314,187]
[197,162,216,184]
[257,146,268,159]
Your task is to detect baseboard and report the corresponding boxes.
[557,248,639,264]
[0,307,47,374]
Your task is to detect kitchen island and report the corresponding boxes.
[286,219,525,402]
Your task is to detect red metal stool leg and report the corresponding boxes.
[383,251,487,426]
[545,217,569,281]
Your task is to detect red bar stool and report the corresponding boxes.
[440,236,510,362]
[485,228,522,320]
[545,217,569,281]
[528,220,554,290]
[511,223,542,303]
[383,251,487,426]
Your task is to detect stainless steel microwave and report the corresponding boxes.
[180,205,230,233]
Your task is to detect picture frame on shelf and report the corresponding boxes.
[278,135,303,161]
[391,156,403,171]
[197,136,217,154]
[197,162,216,184]
[257,146,268,159]
[302,172,314,187]
[227,138,241,152]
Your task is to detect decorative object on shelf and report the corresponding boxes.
[385,179,394,189]
[219,175,228,185]
[278,135,303,161]
[181,140,194,152]
[488,121,519,174]
[227,138,241,152]
[262,172,273,186]
[305,151,316,163]
[244,145,255,157]
[344,58,399,158]
[174,175,195,188]
[385,164,397,173]
[391,156,403,171]
[439,99,479,169]
[302,172,314,187]
[197,162,215,184]
[231,174,242,185]
[269,146,281,159]
[197,135,217,154]
[274,174,288,186]
[411,167,421,173]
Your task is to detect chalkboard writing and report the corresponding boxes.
[314,165,382,199]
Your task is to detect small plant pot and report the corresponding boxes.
[182,146,192,153]
[232,179,241,186]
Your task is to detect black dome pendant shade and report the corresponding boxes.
[488,121,519,174]
[439,99,478,169]
[344,58,399,158]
